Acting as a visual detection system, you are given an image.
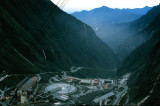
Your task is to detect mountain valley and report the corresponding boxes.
[0,0,160,105]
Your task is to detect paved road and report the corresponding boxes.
[113,90,126,105]
[0,75,12,81]
[113,73,130,105]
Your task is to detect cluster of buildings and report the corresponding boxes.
[0,71,127,105]
[62,75,116,90]
[0,75,45,105]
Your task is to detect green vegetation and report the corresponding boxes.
[117,6,160,104]
[0,0,119,78]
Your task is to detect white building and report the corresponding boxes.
[93,92,115,104]
[21,92,28,103]
[80,79,91,84]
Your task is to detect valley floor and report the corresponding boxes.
[0,71,131,105]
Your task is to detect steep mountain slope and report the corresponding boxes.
[117,32,160,76]
[72,6,152,51]
[130,5,160,32]
[116,5,160,61]
[117,7,160,76]
[0,0,119,78]
[117,17,160,105]
[128,31,160,105]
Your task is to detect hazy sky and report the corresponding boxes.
[51,0,160,13]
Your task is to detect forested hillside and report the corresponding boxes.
[0,0,119,78]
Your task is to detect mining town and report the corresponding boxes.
[0,70,130,106]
